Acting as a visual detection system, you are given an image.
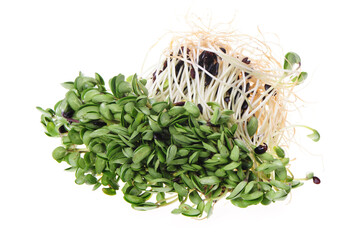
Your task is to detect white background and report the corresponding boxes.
[1,0,360,239]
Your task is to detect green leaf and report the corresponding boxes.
[231,196,263,208]
[244,181,255,194]
[292,71,308,85]
[52,147,67,162]
[173,182,188,198]
[223,161,241,171]
[215,169,226,177]
[189,151,200,164]
[68,129,83,144]
[68,152,79,167]
[82,89,100,102]
[124,194,146,204]
[102,188,116,196]
[158,112,171,126]
[233,139,249,153]
[142,130,154,141]
[274,146,285,158]
[184,102,200,118]
[151,186,173,192]
[275,167,287,180]
[66,91,82,111]
[177,204,201,217]
[61,81,74,89]
[152,101,168,113]
[149,117,162,133]
[117,81,132,96]
[46,121,59,136]
[284,52,301,70]
[199,176,220,185]
[180,174,195,189]
[100,103,113,120]
[218,141,229,158]
[75,105,99,119]
[210,107,220,125]
[204,200,213,217]
[182,208,201,217]
[306,172,314,180]
[257,152,274,161]
[133,145,152,163]
[95,72,105,85]
[189,191,202,205]
[202,142,217,153]
[240,191,263,200]
[172,134,199,145]
[207,102,220,110]
[132,202,158,211]
[168,106,185,116]
[307,128,320,142]
[95,157,106,174]
[247,116,258,137]
[227,181,247,200]
[92,94,114,103]
[230,145,240,161]
[85,174,98,185]
[270,180,291,192]
[166,145,177,163]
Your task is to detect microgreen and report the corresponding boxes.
[38,72,320,219]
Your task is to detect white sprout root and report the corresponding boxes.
[143,28,303,151]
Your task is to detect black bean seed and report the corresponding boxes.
[62,109,74,119]
[175,60,184,76]
[91,120,107,127]
[242,57,251,64]
[162,60,168,70]
[172,176,181,183]
[254,143,268,154]
[190,67,195,79]
[224,96,230,103]
[205,75,212,86]
[313,176,321,184]
[198,51,217,67]
[209,62,219,76]
[174,101,185,106]
[152,71,157,81]
[227,88,233,95]
[154,133,162,140]
[59,125,67,133]
[241,101,248,110]
[246,83,251,97]
[197,104,203,114]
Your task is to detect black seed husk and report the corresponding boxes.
[59,125,67,133]
[91,120,107,127]
[241,101,248,110]
[190,67,195,79]
[62,109,74,119]
[254,143,268,154]
[197,104,203,114]
[242,57,251,64]
[174,102,185,106]
[313,176,321,184]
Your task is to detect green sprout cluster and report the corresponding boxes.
[38,72,317,218]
